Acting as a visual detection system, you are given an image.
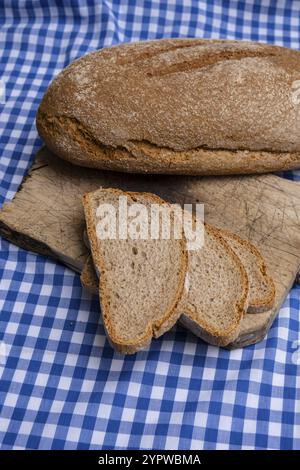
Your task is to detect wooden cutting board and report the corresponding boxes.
[1,147,300,349]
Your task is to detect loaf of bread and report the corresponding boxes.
[37,38,300,175]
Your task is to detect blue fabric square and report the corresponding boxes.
[204,428,218,443]
[26,435,41,449]
[107,419,120,433]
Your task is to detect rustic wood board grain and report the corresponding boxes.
[1,147,300,349]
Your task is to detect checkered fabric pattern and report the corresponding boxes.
[1,0,300,450]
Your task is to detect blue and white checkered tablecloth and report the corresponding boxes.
[1,0,300,450]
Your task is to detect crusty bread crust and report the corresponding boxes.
[82,188,188,354]
[178,223,249,347]
[36,114,300,175]
[80,255,98,294]
[37,38,300,175]
[218,229,275,313]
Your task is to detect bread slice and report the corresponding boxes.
[179,223,249,346]
[82,188,187,354]
[218,229,275,313]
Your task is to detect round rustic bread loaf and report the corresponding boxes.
[36,38,300,175]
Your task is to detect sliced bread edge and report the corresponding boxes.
[218,229,275,313]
